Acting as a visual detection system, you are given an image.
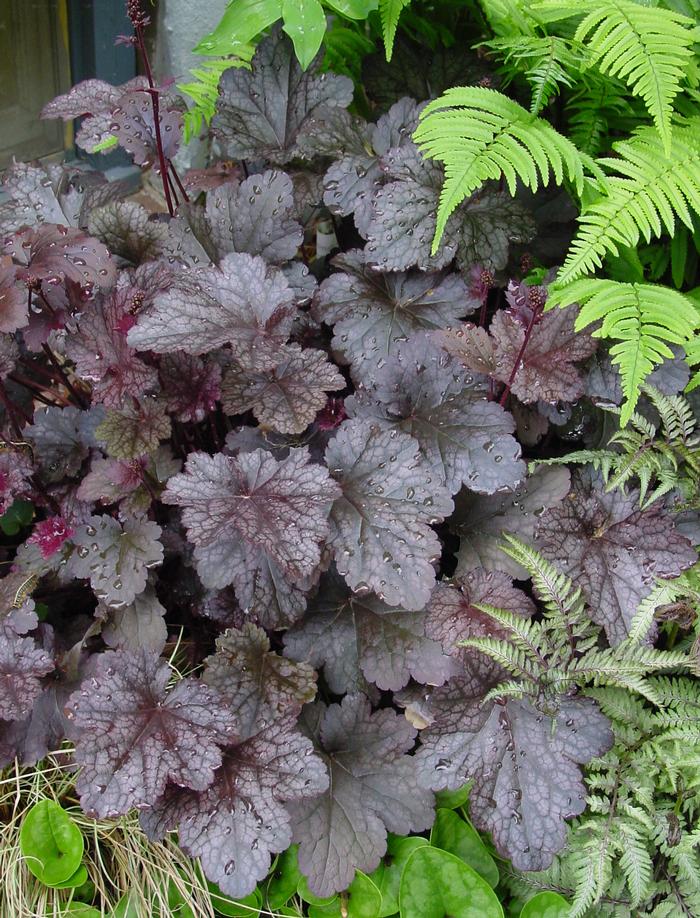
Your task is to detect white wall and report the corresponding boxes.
[154,0,230,167]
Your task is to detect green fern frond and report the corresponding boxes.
[379,0,412,61]
[533,0,698,153]
[485,35,582,114]
[458,636,542,682]
[559,124,700,284]
[413,85,589,251]
[470,603,548,663]
[178,54,253,143]
[565,71,637,156]
[549,278,700,422]
[625,581,682,645]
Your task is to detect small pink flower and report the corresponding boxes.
[28,516,74,558]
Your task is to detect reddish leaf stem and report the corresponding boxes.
[498,304,543,407]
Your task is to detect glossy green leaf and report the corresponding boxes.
[110,894,140,918]
[310,871,382,918]
[298,873,338,906]
[369,836,430,918]
[399,848,504,918]
[208,881,262,916]
[194,0,283,54]
[0,498,33,535]
[323,0,378,18]
[51,864,89,889]
[520,891,571,917]
[435,784,471,810]
[283,0,327,69]
[62,907,102,918]
[20,800,84,887]
[267,845,302,908]
[430,809,499,888]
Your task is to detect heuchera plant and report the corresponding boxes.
[0,10,697,904]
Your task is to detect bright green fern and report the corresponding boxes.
[547,278,700,422]
[559,122,700,284]
[379,0,413,60]
[178,54,253,143]
[533,0,698,154]
[413,85,590,251]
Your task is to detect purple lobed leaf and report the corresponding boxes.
[212,27,353,165]
[221,343,344,435]
[203,623,317,737]
[284,570,453,693]
[141,720,328,898]
[325,417,454,610]
[65,649,238,817]
[127,252,295,367]
[0,632,54,721]
[291,693,435,896]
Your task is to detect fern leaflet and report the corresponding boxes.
[533,0,697,153]
[559,123,700,284]
[413,85,589,251]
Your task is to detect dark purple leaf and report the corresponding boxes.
[111,90,183,166]
[87,201,171,264]
[141,721,328,898]
[291,693,434,896]
[325,418,453,609]
[452,466,571,578]
[4,224,116,290]
[212,27,353,165]
[491,303,597,404]
[98,586,167,654]
[221,344,344,435]
[415,692,612,871]
[163,448,339,614]
[127,253,295,368]
[66,292,159,408]
[68,514,164,607]
[203,623,317,737]
[0,333,18,378]
[27,406,105,482]
[0,631,53,721]
[76,456,146,506]
[65,649,238,817]
[426,569,535,683]
[159,353,222,423]
[205,171,303,264]
[347,334,524,495]
[313,249,477,385]
[41,77,148,153]
[535,471,697,644]
[284,571,453,693]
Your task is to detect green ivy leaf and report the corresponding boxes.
[519,891,571,917]
[323,0,378,18]
[51,864,89,889]
[298,874,338,906]
[208,881,263,916]
[195,0,283,54]
[0,498,34,535]
[283,0,327,69]
[399,847,504,918]
[110,894,139,918]
[430,809,499,888]
[266,845,302,908]
[434,783,471,810]
[369,836,430,918]
[20,800,84,887]
[62,906,102,917]
[309,871,382,918]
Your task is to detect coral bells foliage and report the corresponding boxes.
[0,26,698,902]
